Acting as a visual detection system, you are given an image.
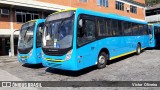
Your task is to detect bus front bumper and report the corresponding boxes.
[42,55,78,71]
[18,54,41,64]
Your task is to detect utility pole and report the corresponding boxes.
[10,7,14,56]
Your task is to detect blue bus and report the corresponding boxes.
[148,24,160,48]
[18,19,45,64]
[42,8,149,71]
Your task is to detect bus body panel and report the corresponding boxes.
[42,8,149,71]
[18,19,45,64]
[36,47,42,63]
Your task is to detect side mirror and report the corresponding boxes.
[39,27,43,34]
[79,19,83,28]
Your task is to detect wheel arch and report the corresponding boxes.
[98,48,110,60]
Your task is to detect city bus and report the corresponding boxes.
[148,24,160,48]
[18,19,45,64]
[42,8,149,71]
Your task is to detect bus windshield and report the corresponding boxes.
[18,22,35,49]
[42,11,74,49]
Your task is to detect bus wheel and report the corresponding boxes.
[97,52,108,69]
[136,44,141,55]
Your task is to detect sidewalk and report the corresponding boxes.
[0,69,22,81]
[0,55,17,58]
[0,56,17,60]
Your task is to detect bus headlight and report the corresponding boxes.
[65,50,72,61]
[29,49,32,57]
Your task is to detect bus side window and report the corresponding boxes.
[36,22,44,48]
[106,19,112,36]
[111,19,120,36]
[123,21,129,36]
[77,18,96,47]
[143,25,148,35]
[132,23,136,35]
[97,18,106,37]
[138,24,144,35]
[118,20,123,35]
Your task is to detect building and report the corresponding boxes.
[146,4,160,23]
[0,0,145,56]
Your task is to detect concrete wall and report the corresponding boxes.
[0,15,10,29]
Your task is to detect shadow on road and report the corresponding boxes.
[45,65,97,77]
[108,53,135,65]
[146,47,160,50]
[22,63,44,69]
[45,50,147,77]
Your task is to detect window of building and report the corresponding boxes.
[116,1,124,11]
[97,0,108,7]
[143,25,148,35]
[79,0,87,2]
[130,5,137,14]
[16,10,40,23]
[138,24,144,35]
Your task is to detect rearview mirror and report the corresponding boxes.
[79,19,83,28]
[46,34,52,41]
[39,27,43,34]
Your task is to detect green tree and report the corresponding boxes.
[145,0,160,6]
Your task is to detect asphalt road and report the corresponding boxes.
[0,49,160,90]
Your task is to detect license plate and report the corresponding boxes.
[48,62,61,67]
[21,58,27,64]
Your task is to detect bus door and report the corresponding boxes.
[36,22,44,61]
[154,26,160,47]
[76,15,97,69]
[148,25,155,47]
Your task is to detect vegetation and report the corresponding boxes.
[145,0,160,6]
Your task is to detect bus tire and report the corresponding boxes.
[136,44,141,55]
[97,52,108,69]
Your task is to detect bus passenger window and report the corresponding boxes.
[106,19,112,36]
[98,18,106,36]
[123,22,132,36]
[77,19,96,47]
[138,25,144,35]
[143,25,148,35]
[111,19,120,36]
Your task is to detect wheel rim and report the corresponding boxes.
[99,55,105,64]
